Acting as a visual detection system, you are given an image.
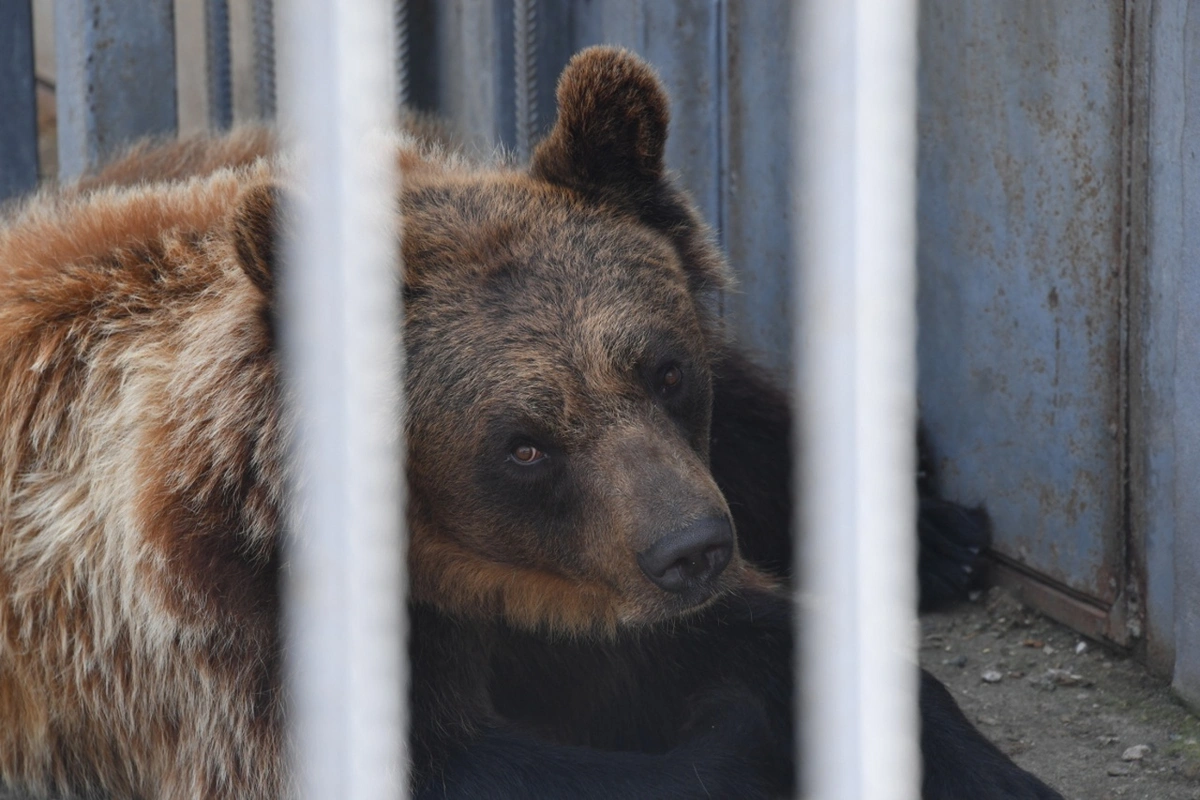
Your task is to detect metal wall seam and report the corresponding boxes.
[280,0,407,796]
[795,0,921,797]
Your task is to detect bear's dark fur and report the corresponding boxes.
[0,43,1060,799]
[710,356,994,610]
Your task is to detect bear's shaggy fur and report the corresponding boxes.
[0,46,1060,799]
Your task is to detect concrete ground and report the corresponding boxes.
[922,587,1200,800]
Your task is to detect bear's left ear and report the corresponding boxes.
[229,181,285,299]
[530,46,669,194]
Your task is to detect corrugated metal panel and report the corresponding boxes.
[55,0,178,179]
[0,0,38,201]
[916,1,1127,609]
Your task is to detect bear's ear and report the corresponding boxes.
[229,182,284,299]
[530,46,669,194]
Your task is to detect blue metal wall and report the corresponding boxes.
[916,0,1199,708]
[916,1,1129,639]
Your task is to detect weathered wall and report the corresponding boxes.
[916,1,1129,639]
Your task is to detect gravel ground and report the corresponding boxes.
[922,587,1200,800]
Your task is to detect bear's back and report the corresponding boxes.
[0,142,294,797]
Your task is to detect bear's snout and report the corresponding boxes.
[636,515,733,598]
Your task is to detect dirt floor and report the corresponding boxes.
[922,587,1200,800]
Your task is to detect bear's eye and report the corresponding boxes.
[509,443,548,465]
[659,364,683,397]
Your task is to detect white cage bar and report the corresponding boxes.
[794,1,921,798]
[279,0,407,797]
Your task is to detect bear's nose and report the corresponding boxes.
[637,516,734,593]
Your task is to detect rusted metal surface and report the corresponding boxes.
[916,1,1128,610]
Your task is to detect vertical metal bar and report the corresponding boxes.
[252,0,276,118]
[206,0,234,129]
[0,0,38,201]
[280,0,405,797]
[513,0,537,162]
[794,0,920,798]
[55,0,178,180]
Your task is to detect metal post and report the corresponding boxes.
[55,0,178,180]
[0,0,38,201]
[279,0,406,796]
[794,0,921,797]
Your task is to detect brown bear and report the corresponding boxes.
[0,46,1060,799]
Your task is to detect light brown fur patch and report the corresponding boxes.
[0,139,289,799]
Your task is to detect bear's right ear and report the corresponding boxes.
[530,46,669,195]
[230,182,285,300]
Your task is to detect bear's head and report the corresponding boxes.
[229,47,772,636]
[398,47,775,636]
